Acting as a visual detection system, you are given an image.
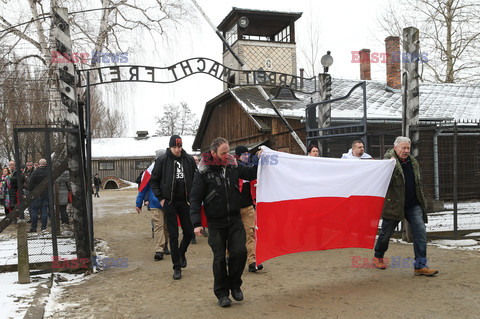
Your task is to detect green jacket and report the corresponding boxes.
[381,149,428,223]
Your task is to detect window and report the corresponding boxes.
[225,24,238,47]
[274,25,291,43]
[99,161,114,170]
[136,161,150,170]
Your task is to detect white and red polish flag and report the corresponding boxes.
[138,162,155,192]
[255,146,395,265]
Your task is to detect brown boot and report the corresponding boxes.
[372,257,386,269]
[414,268,438,276]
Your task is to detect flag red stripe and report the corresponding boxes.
[138,171,151,192]
[255,195,385,264]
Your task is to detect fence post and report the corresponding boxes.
[17,220,30,284]
[317,73,332,156]
[52,6,91,263]
[401,27,420,243]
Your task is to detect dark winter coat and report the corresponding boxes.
[190,152,257,228]
[381,148,428,222]
[22,168,35,189]
[93,176,101,187]
[9,170,24,206]
[149,148,196,204]
[28,166,48,197]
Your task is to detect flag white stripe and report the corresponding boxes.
[257,147,395,203]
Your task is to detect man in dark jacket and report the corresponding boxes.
[373,136,438,276]
[149,135,196,280]
[28,158,49,232]
[190,137,258,307]
[93,174,101,197]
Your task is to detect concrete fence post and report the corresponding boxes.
[17,219,30,284]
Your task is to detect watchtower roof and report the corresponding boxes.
[218,7,302,37]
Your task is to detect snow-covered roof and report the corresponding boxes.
[230,79,480,121]
[91,135,196,159]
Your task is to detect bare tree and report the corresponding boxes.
[0,0,195,160]
[297,2,323,78]
[0,0,195,123]
[155,102,198,136]
[88,88,126,138]
[377,0,480,83]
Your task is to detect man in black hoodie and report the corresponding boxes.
[149,135,196,280]
[190,137,258,307]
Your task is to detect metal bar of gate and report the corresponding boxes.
[86,71,94,251]
[45,129,58,258]
[453,122,458,239]
[13,127,23,219]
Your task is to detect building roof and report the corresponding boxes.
[92,135,196,159]
[230,79,480,122]
[218,7,302,36]
[193,78,480,150]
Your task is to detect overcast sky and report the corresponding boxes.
[117,0,390,136]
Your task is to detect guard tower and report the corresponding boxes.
[217,7,302,90]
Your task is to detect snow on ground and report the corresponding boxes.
[0,272,51,319]
[43,273,89,318]
[0,238,111,318]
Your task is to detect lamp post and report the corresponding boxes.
[321,51,334,73]
[317,51,333,156]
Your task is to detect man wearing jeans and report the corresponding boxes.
[28,158,49,233]
[373,136,438,276]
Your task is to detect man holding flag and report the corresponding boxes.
[190,137,259,307]
[373,136,438,276]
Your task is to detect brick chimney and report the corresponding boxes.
[359,49,371,80]
[385,36,401,89]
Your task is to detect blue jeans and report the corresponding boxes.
[374,205,428,269]
[30,196,49,231]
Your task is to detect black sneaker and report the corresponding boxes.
[191,236,197,244]
[164,245,170,255]
[218,296,232,307]
[231,289,244,301]
[173,268,181,280]
[248,262,257,272]
[154,252,164,261]
[257,263,263,271]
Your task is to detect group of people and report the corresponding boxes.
[1,160,34,218]
[135,135,263,307]
[1,159,71,233]
[133,135,437,308]
[307,139,373,159]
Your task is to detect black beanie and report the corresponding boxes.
[169,135,182,148]
[235,145,249,157]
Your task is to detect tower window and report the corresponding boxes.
[274,25,291,43]
[226,24,238,46]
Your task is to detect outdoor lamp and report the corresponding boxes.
[238,16,249,28]
[321,51,333,73]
